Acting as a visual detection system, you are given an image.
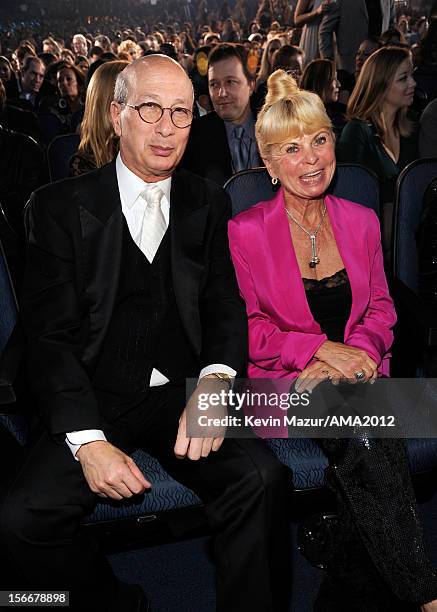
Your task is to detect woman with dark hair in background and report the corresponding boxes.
[337,46,418,257]
[39,62,86,134]
[301,58,346,137]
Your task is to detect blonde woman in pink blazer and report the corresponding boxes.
[228,69,437,611]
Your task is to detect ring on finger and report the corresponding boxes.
[354,370,366,381]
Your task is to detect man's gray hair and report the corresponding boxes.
[114,69,129,105]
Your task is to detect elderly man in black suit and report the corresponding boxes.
[182,44,261,186]
[0,55,290,612]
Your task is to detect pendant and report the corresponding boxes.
[309,235,320,268]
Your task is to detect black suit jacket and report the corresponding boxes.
[22,162,247,435]
[181,111,233,187]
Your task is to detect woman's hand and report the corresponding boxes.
[295,360,343,394]
[314,340,378,383]
[317,0,332,15]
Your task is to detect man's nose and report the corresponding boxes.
[218,85,227,97]
[156,108,175,135]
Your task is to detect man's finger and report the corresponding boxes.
[101,486,123,500]
[186,438,203,461]
[174,411,190,458]
[201,438,214,458]
[112,480,135,498]
[174,431,190,458]
[127,459,152,489]
[122,468,149,495]
[212,437,224,452]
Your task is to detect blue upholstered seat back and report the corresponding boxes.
[225,164,380,218]
[393,158,437,291]
[47,133,80,182]
[0,241,17,355]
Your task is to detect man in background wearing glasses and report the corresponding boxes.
[2,55,291,612]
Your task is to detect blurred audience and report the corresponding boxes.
[71,33,88,56]
[6,56,46,112]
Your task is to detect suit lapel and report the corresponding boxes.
[170,169,209,356]
[79,162,123,365]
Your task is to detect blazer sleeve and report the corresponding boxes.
[228,219,327,374]
[21,190,100,435]
[346,211,397,367]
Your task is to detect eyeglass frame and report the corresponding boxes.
[123,101,193,128]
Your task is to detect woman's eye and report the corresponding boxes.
[285,145,299,154]
[315,135,327,145]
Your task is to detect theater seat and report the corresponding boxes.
[47,133,80,182]
[85,450,201,524]
[225,163,380,218]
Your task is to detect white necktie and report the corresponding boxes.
[139,185,166,262]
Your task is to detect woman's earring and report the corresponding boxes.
[271,177,280,191]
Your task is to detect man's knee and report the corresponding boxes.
[0,487,37,546]
[230,440,291,497]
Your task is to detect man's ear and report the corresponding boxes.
[110,101,122,137]
[249,77,255,96]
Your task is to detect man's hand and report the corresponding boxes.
[174,376,228,460]
[76,440,151,500]
[174,407,224,460]
[295,360,343,394]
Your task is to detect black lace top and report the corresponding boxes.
[303,268,352,342]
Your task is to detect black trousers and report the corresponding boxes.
[0,385,291,612]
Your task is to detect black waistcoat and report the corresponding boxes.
[92,218,197,416]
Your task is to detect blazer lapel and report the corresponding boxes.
[170,169,209,356]
[264,190,322,333]
[325,195,367,340]
[79,162,123,366]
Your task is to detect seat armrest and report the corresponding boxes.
[0,324,23,405]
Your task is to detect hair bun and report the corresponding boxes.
[265,69,299,106]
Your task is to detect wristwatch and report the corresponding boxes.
[211,372,232,385]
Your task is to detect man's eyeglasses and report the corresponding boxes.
[124,101,193,128]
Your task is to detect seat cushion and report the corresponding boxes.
[406,438,437,475]
[85,449,201,523]
[266,439,328,490]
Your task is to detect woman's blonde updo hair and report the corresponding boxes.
[255,69,333,160]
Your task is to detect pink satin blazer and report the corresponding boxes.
[228,190,397,379]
